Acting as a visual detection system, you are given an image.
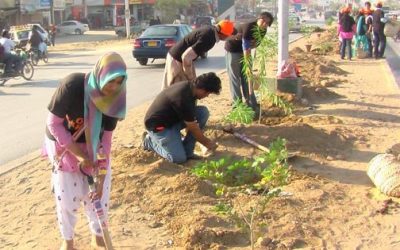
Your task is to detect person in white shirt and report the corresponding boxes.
[0,30,15,53]
[0,30,21,75]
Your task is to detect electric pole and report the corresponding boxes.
[278,0,289,67]
[50,0,55,24]
[125,0,130,38]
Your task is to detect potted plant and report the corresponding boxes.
[300,25,315,52]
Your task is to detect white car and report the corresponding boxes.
[56,21,89,35]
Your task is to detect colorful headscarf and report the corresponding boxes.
[84,52,127,162]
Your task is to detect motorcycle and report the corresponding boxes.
[0,48,34,86]
[29,47,49,66]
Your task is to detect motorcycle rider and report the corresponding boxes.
[28,25,47,57]
[0,29,22,75]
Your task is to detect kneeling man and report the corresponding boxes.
[143,72,220,163]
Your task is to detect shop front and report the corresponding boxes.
[130,0,156,22]
[0,0,17,28]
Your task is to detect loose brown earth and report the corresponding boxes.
[1,27,400,249]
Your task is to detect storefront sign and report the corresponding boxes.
[40,0,51,8]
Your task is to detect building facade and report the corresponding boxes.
[0,0,157,28]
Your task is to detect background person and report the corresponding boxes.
[364,1,374,58]
[0,29,22,75]
[224,12,274,115]
[372,1,387,59]
[49,24,56,46]
[143,72,220,163]
[338,8,356,60]
[161,20,234,90]
[44,52,127,250]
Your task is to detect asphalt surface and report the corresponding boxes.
[386,38,400,86]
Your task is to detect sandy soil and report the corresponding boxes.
[1,28,400,249]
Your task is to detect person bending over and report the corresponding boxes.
[143,72,220,163]
[161,20,234,90]
[44,52,127,250]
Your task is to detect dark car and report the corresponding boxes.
[191,16,216,30]
[132,24,192,66]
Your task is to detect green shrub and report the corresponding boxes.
[224,100,255,124]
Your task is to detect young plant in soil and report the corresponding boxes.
[191,138,290,195]
[224,99,256,125]
[242,25,293,123]
[193,138,290,249]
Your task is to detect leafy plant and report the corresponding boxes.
[224,100,255,124]
[318,42,334,55]
[191,138,290,195]
[211,201,233,215]
[325,16,335,26]
[236,187,282,250]
[155,0,191,23]
[193,138,290,249]
[241,26,293,122]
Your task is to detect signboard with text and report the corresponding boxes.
[40,0,51,8]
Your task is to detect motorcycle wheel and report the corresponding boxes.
[22,62,34,80]
[31,53,39,66]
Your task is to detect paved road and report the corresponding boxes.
[0,31,302,169]
[55,30,117,45]
[386,38,400,86]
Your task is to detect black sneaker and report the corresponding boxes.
[187,154,204,160]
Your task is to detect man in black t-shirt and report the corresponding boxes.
[224,12,273,114]
[372,2,387,59]
[161,20,234,89]
[144,72,221,163]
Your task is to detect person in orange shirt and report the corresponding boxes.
[161,20,234,90]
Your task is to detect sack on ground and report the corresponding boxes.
[357,47,368,59]
[367,153,400,197]
[384,20,400,37]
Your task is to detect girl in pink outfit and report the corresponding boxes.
[338,9,356,60]
[44,52,127,250]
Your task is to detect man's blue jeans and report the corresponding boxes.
[373,31,386,58]
[143,106,209,163]
[340,38,352,59]
[225,51,259,114]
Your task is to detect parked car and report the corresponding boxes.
[132,24,192,66]
[9,24,49,47]
[191,16,216,30]
[56,21,89,35]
